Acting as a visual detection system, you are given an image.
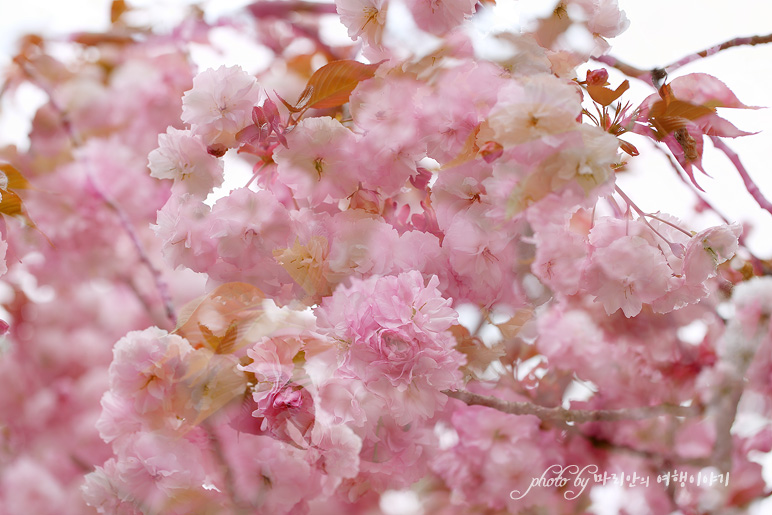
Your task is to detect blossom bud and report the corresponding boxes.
[586,68,609,86]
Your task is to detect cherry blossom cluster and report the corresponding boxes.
[0,0,770,514]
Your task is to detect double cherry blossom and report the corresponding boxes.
[0,0,768,513]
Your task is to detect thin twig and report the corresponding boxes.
[121,275,169,329]
[203,421,251,514]
[650,142,766,265]
[244,161,265,189]
[594,32,772,86]
[614,185,675,245]
[592,54,653,85]
[443,389,701,424]
[88,176,177,327]
[247,0,338,17]
[642,212,692,238]
[585,434,711,468]
[665,33,772,73]
[20,57,178,328]
[710,136,772,216]
[709,319,769,473]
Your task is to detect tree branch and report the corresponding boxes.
[592,54,654,85]
[203,421,251,515]
[594,32,772,85]
[648,141,766,275]
[710,136,772,217]
[19,57,179,328]
[584,434,712,468]
[709,319,769,473]
[665,33,772,73]
[247,1,337,17]
[443,389,701,424]
[88,176,178,328]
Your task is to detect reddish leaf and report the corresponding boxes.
[667,73,762,110]
[650,99,715,122]
[273,237,331,298]
[648,99,716,140]
[198,321,239,355]
[296,60,385,110]
[174,282,267,354]
[275,91,303,114]
[619,139,639,157]
[0,190,23,218]
[587,80,629,107]
[451,324,505,380]
[110,0,128,24]
[0,163,30,190]
[441,124,481,170]
[0,166,49,243]
[700,115,757,138]
[184,350,247,425]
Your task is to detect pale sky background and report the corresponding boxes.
[1,1,772,513]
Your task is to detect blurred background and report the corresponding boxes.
[2,0,772,255]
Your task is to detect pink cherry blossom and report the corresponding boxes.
[583,235,673,317]
[181,65,264,152]
[152,193,218,273]
[274,117,360,206]
[206,187,295,294]
[682,223,742,285]
[83,431,213,515]
[579,0,630,38]
[336,0,389,46]
[405,0,478,35]
[0,2,767,514]
[107,327,194,415]
[531,224,588,295]
[486,74,582,148]
[148,127,224,197]
[315,271,464,424]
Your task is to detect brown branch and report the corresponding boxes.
[247,1,338,17]
[19,57,178,328]
[709,319,769,473]
[592,54,654,85]
[585,434,711,468]
[594,32,772,86]
[443,389,701,424]
[203,421,252,514]
[657,147,732,225]
[648,142,766,275]
[710,379,744,474]
[88,177,178,328]
[121,275,169,330]
[665,33,772,73]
